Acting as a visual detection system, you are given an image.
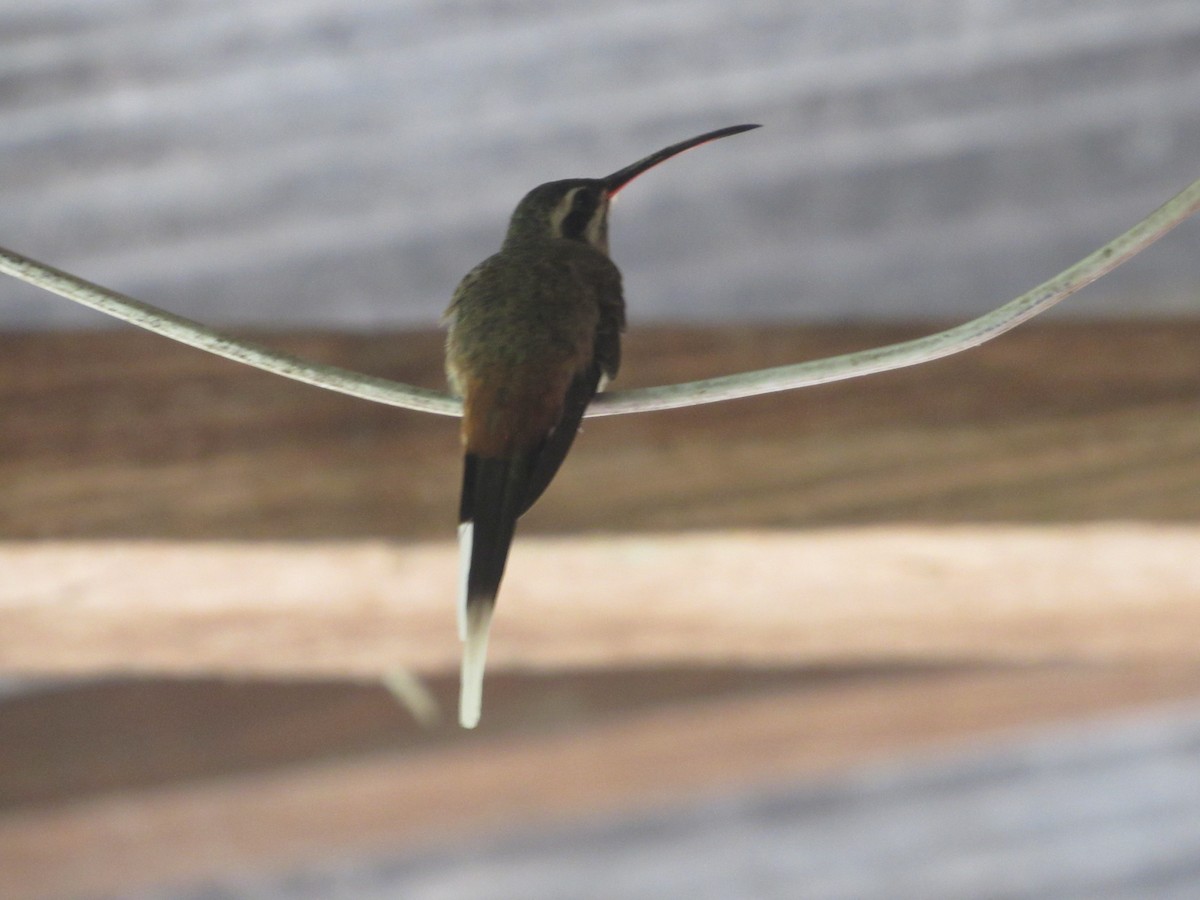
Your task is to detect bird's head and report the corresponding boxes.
[502,124,759,256]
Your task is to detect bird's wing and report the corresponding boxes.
[518,258,624,515]
[518,363,601,516]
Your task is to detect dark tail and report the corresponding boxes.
[456,453,530,728]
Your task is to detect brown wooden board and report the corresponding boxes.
[3,323,1199,539]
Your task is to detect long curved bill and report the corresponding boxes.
[602,123,760,196]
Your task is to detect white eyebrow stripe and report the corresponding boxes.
[549,186,582,236]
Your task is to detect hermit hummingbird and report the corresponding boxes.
[444,123,760,727]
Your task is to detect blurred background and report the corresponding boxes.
[3,0,1199,330]
[2,1,1200,898]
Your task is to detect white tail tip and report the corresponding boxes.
[459,601,494,729]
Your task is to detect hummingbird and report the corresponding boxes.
[444,123,760,728]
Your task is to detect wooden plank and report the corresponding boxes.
[3,323,1200,540]
[2,665,1198,900]
[1,527,1199,678]
[0,670,820,810]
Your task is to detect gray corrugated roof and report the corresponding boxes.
[2,0,1199,328]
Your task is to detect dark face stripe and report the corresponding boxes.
[559,187,600,242]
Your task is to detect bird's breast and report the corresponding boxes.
[446,247,615,456]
